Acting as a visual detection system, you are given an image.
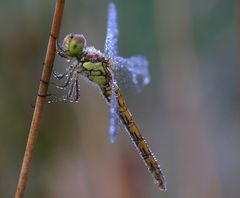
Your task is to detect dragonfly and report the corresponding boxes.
[52,2,166,191]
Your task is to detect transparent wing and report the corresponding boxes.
[109,80,119,143]
[111,55,150,93]
[104,2,119,59]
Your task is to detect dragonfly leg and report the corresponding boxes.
[49,32,69,59]
[54,71,73,90]
[73,78,80,102]
[53,64,78,89]
[53,71,67,79]
[47,84,75,103]
[53,69,71,80]
[66,82,75,102]
[66,84,74,100]
[53,63,76,80]
[57,49,69,59]
[66,75,80,102]
[56,40,68,59]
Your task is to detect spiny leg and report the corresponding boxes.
[53,65,75,80]
[56,44,69,59]
[47,73,75,103]
[47,81,75,103]
[49,32,69,59]
[53,62,81,89]
[74,78,80,101]
[55,70,74,90]
[66,76,80,102]
[53,71,68,80]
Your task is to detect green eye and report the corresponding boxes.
[68,41,83,56]
[63,34,86,57]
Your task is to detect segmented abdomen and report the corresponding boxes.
[103,83,167,191]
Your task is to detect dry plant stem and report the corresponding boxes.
[15,0,65,197]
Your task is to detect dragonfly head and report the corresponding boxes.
[62,33,86,57]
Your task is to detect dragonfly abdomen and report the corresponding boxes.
[112,86,167,191]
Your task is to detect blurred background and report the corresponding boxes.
[0,0,239,197]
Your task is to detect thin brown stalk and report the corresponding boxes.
[15,0,65,197]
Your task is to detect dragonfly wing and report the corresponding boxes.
[112,55,150,93]
[109,80,119,143]
[104,2,119,59]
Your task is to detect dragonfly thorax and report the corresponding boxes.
[80,50,111,87]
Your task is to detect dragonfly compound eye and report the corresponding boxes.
[63,34,86,57]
